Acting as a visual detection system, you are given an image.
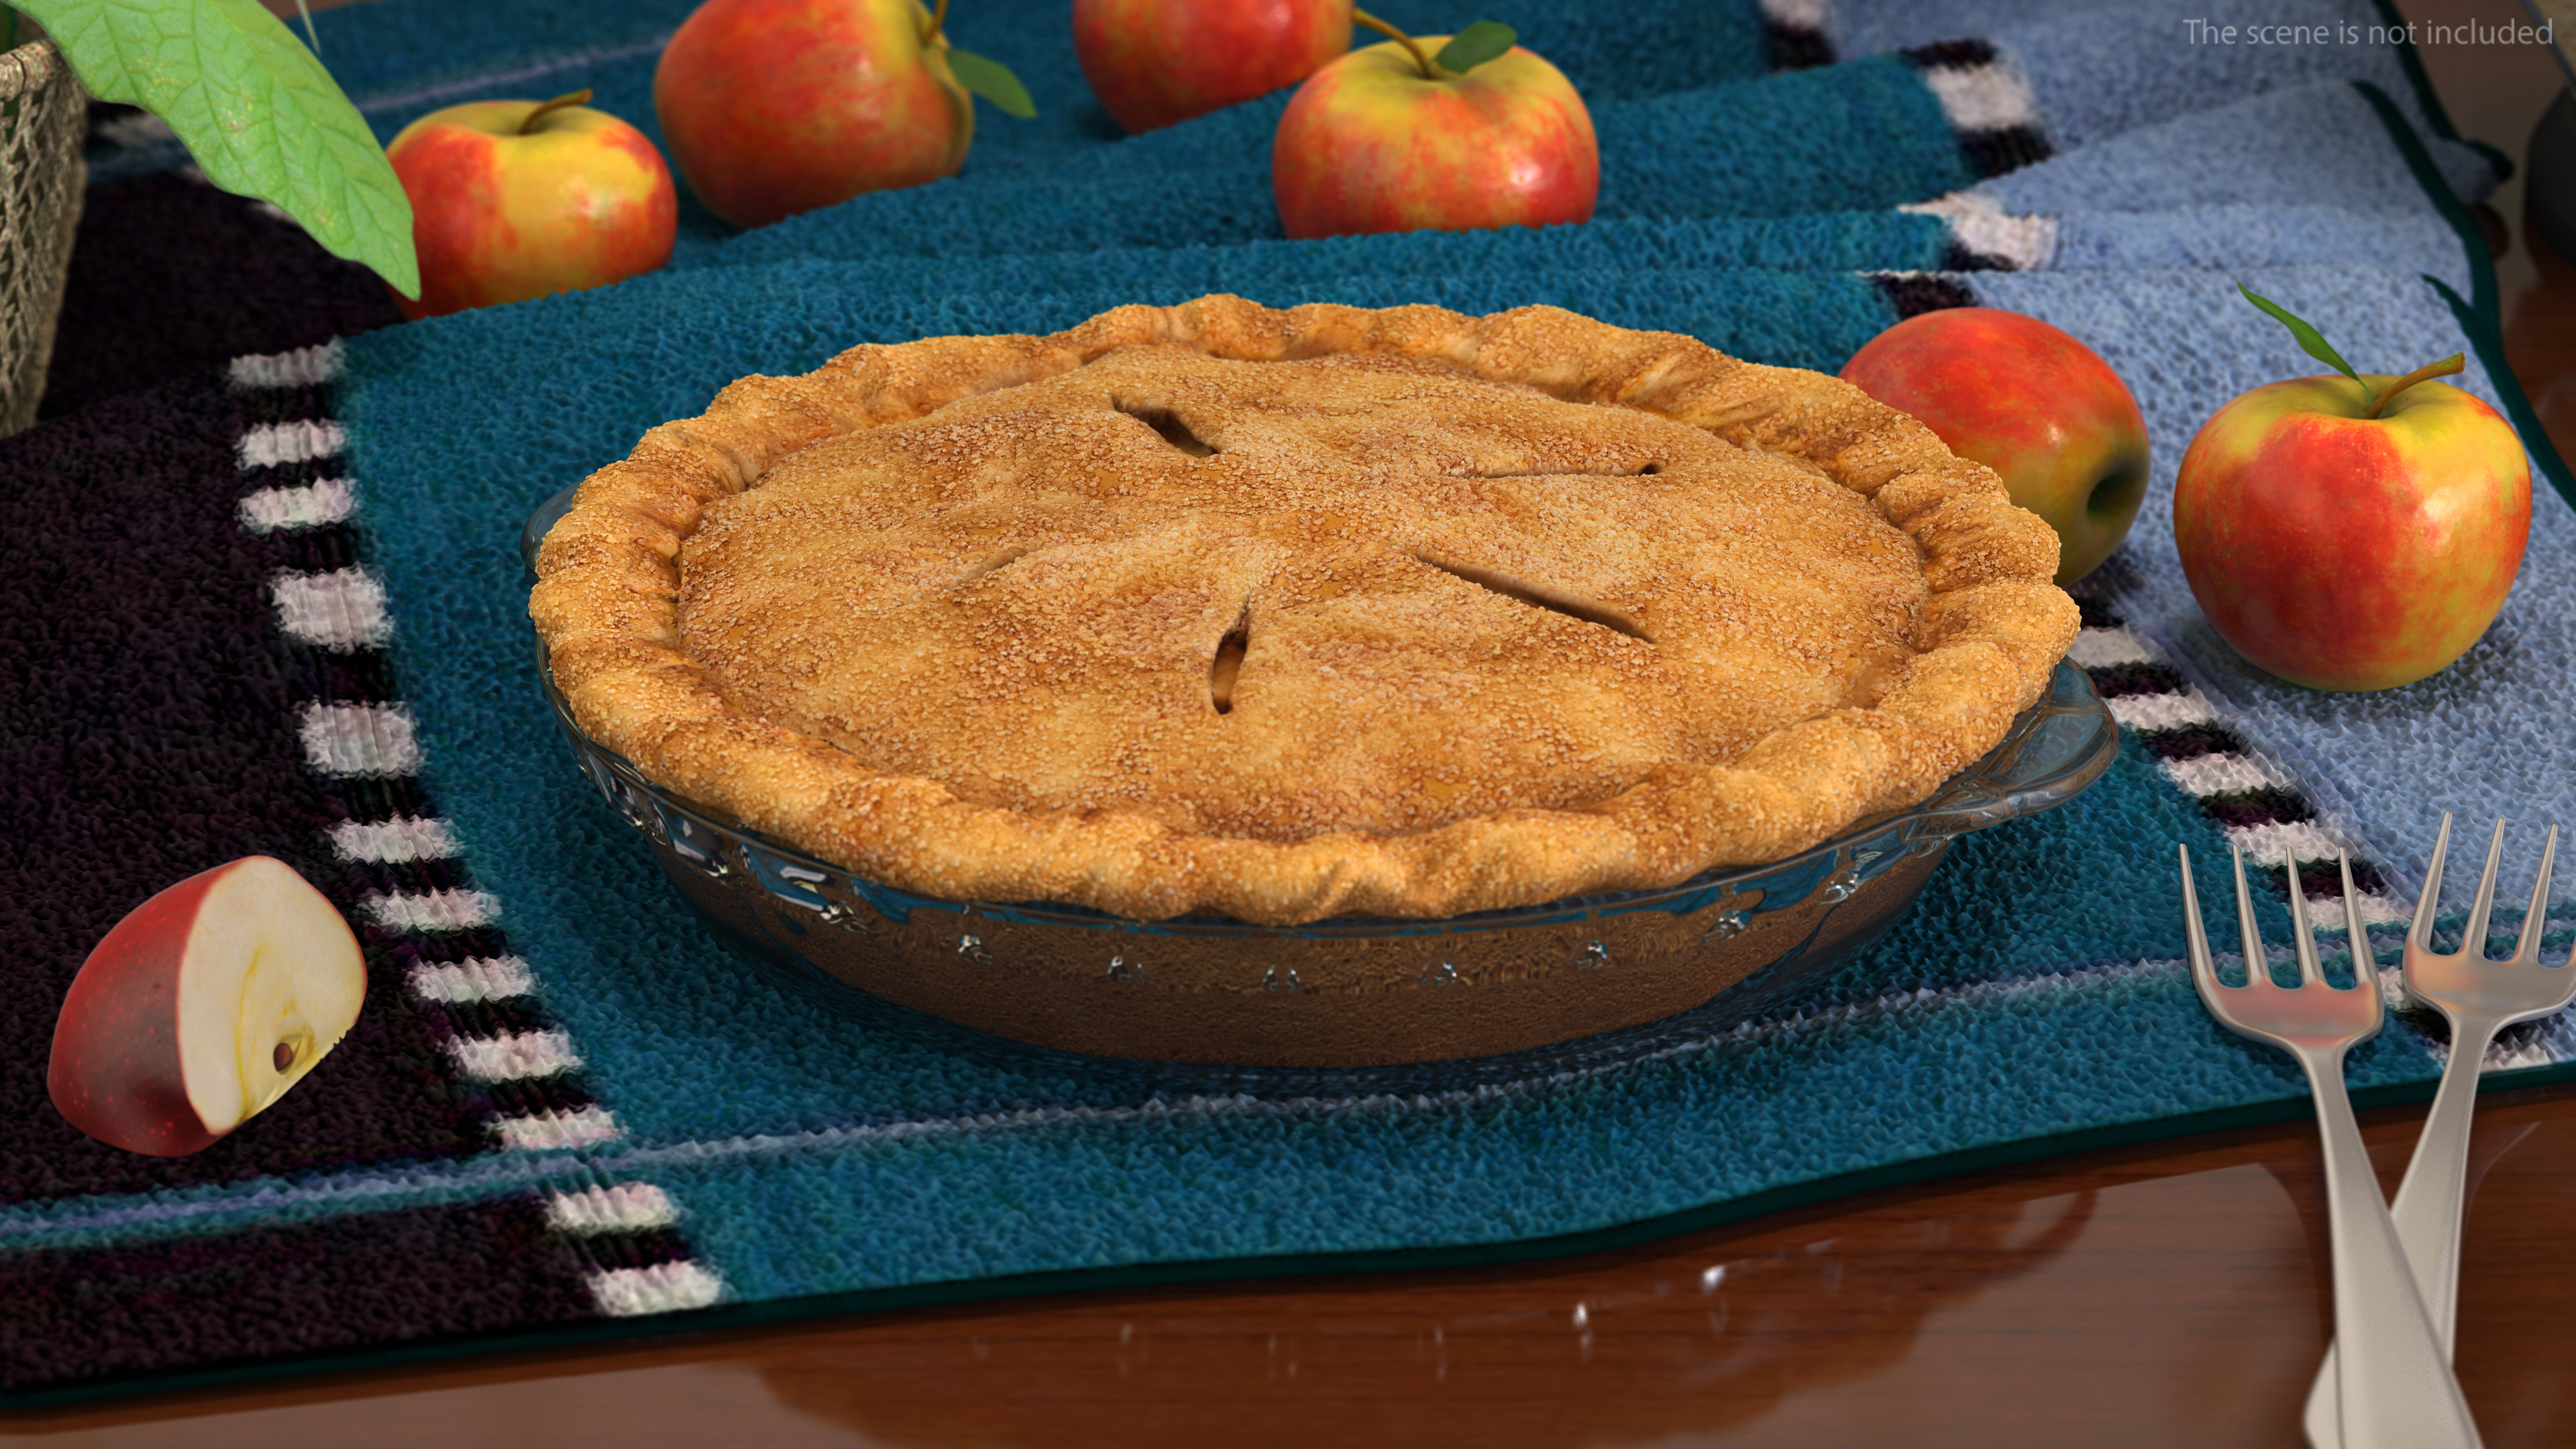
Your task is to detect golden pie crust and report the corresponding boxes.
[531,295,2077,926]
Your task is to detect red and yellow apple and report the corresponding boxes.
[1838,307,2150,585]
[49,857,367,1157]
[655,0,975,229]
[1074,0,1350,134]
[385,91,678,321]
[2174,370,2530,692]
[1271,19,1596,240]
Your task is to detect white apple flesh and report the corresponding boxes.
[49,857,367,1157]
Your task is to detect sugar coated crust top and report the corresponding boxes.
[531,295,2077,925]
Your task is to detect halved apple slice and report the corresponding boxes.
[49,857,367,1156]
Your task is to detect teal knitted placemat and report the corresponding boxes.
[10,0,2573,1403]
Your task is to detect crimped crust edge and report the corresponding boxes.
[531,296,2078,924]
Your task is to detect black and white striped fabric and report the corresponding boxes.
[230,341,720,1320]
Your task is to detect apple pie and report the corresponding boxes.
[531,295,2077,926]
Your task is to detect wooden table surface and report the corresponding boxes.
[7,1085,2576,1447]
[14,7,2576,1445]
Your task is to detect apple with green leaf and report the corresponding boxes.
[386,90,678,320]
[1272,13,1595,239]
[2173,285,2530,692]
[1074,0,1350,133]
[50,857,367,1157]
[654,0,1035,230]
[1838,307,2150,585]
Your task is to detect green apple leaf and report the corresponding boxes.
[2237,283,2363,392]
[1434,20,1517,74]
[945,47,1034,119]
[19,0,418,297]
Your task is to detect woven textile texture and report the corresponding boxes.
[0,39,84,434]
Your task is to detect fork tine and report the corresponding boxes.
[2231,841,2271,987]
[2411,812,2454,957]
[2510,825,2559,967]
[2287,853,2324,985]
[2339,852,2384,1042]
[2465,818,2509,964]
[2180,843,2219,999]
[2337,850,2371,983]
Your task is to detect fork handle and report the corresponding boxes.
[2296,1043,2483,1449]
[2304,1012,2505,1446]
[2390,1011,2508,1351]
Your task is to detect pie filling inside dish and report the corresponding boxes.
[533,296,2079,926]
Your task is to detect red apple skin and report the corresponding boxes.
[48,868,228,1157]
[1272,40,1597,240]
[1073,0,1350,134]
[2174,375,2530,692]
[386,100,678,321]
[50,857,367,1158]
[655,0,973,230]
[1839,308,2149,585]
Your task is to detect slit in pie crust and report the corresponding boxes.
[531,295,2079,926]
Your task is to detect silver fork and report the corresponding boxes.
[2304,816,2565,1448]
[2179,841,2481,1449]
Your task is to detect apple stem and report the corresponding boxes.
[1352,7,1442,79]
[923,0,949,46]
[517,89,593,134]
[2361,352,2466,419]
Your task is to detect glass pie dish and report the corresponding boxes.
[529,472,2114,1067]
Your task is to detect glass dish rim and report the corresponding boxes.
[534,633,2118,941]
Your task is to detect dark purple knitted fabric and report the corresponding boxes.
[0,135,694,1383]
[0,1199,614,1392]
[0,363,672,1400]
[40,164,402,421]
[0,374,488,1203]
